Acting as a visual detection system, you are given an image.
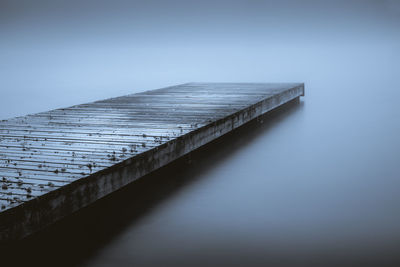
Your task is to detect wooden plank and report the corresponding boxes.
[0,82,304,242]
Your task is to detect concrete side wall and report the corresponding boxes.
[0,85,304,242]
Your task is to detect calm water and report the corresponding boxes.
[1,1,400,266]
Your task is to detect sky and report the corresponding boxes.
[0,0,399,119]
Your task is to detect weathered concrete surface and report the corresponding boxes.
[0,82,304,242]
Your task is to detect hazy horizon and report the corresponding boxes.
[1,0,399,119]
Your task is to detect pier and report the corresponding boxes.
[0,82,304,242]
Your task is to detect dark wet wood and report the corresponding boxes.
[0,82,304,239]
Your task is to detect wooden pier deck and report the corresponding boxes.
[0,82,304,242]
